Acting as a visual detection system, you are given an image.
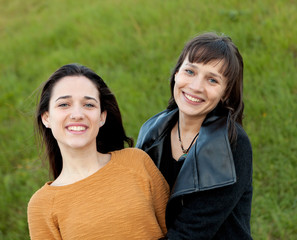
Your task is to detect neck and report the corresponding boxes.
[178,112,204,137]
[170,112,204,160]
[57,144,109,181]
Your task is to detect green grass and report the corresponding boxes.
[0,0,296,239]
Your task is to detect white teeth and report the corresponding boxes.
[68,126,86,131]
[185,93,202,103]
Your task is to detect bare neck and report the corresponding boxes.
[51,145,110,186]
[178,112,204,136]
[170,112,205,160]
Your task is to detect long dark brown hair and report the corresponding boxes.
[35,63,133,179]
[168,32,244,143]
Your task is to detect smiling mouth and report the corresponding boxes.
[184,93,202,103]
[67,126,86,131]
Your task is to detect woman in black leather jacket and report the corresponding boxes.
[136,32,253,239]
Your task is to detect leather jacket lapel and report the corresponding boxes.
[137,107,236,201]
[171,116,236,199]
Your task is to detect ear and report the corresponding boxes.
[174,69,180,81]
[99,111,107,127]
[41,112,50,128]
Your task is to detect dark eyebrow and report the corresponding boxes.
[55,95,98,103]
[55,95,71,102]
[185,63,198,69]
[209,72,223,80]
[84,96,98,103]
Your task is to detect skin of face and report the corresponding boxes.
[41,76,107,152]
[174,57,227,121]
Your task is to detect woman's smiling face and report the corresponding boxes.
[41,76,106,152]
[174,57,227,120]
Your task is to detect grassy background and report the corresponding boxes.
[0,0,296,239]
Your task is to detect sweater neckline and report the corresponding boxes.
[43,151,116,190]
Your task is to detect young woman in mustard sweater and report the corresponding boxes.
[27,64,169,240]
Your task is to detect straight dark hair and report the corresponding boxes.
[168,32,244,143]
[35,63,133,179]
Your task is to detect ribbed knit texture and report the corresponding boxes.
[27,148,169,240]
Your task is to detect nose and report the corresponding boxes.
[70,107,84,120]
[189,75,204,91]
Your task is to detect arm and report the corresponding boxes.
[142,151,170,235]
[27,190,62,240]
[166,130,253,239]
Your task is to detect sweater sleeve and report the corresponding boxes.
[166,129,253,239]
[140,150,170,235]
[27,187,62,240]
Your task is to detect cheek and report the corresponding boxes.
[207,87,222,100]
[92,113,103,128]
[219,86,227,101]
[213,89,226,104]
[49,111,64,124]
[173,75,183,92]
[174,73,182,85]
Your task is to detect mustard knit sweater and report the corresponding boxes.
[27,148,169,240]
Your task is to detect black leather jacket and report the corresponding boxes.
[136,108,253,239]
[136,108,236,198]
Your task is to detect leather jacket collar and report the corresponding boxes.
[136,108,237,199]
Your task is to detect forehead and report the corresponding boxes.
[51,76,99,99]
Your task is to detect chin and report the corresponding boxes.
[67,142,90,149]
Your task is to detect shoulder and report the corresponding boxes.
[28,183,53,204]
[234,123,252,155]
[137,108,178,148]
[27,183,55,215]
[139,109,171,131]
[112,147,150,158]
[232,124,253,179]
[110,148,162,177]
[111,148,154,168]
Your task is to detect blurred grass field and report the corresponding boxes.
[0,0,296,239]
